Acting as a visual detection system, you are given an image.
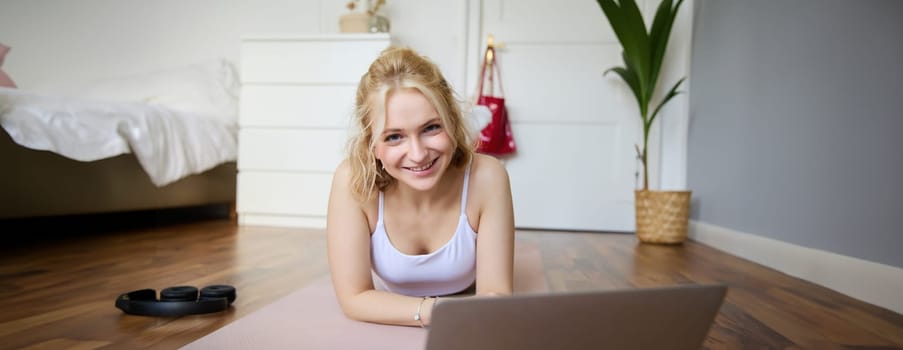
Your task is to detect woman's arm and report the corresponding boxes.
[472,155,516,296]
[326,160,439,326]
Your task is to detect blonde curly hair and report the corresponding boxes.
[347,47,475,201]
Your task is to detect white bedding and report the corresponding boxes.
[0,87,236,187]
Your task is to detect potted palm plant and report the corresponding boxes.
[596,0,690,244]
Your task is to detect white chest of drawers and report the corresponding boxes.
[237,34,390,228]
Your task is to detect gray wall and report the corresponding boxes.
[687,0,903,268]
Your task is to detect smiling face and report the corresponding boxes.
[373,88,454,192]
[346,47,475,201]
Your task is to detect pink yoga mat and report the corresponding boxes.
[182,240,548,350]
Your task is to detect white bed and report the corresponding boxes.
[0,60,240,219]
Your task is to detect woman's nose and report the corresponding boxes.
[408,138,428,162]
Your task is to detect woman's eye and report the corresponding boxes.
[384,134,402,143]
[424,124,442,133]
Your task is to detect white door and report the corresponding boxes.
[477,0,642,232]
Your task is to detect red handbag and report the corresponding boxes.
[475,44,516,156]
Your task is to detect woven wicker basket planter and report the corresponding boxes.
[635,190,692,244]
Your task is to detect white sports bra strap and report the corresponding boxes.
[378,191,385,225]
[460,164,472,214]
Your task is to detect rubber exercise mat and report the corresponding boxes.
[182,240,548,350]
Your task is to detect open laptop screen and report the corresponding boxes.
[426,284,727,350]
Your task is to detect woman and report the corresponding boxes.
[326,47,515,327]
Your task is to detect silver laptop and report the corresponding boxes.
[426,284,727,350]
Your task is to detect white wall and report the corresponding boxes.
[687,0,903,314]
[0,0,469,93]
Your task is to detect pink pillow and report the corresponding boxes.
[0,43,17,88]
[0,70,15,88]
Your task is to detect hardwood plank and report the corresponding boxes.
[0,215,901,349]
[20,339,110,350]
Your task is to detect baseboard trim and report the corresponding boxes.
[689,220,903,315]
[238,214,326,229]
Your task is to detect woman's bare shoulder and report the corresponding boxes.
[330,159,378,226]
[470,153,510,187]
[467,154,512,214]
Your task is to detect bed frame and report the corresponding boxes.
[0,128,236,219]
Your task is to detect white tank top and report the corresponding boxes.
[370,165,477,297]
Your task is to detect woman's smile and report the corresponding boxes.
[404,157,438,175]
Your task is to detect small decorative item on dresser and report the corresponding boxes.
[366,0,389,33]
[368,13,390,33]
[339,14,370,33]
[340,0,389,33]
[339,1,370,33]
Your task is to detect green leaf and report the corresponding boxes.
[616,0,652,73]
[648,77,685,128]
[604,66,644,114]
[620,51,649,119]
[596,0,651,104]
[648,0,684,99]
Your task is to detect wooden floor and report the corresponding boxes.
[1,210,901,349]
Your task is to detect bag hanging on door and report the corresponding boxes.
[475,44,516,156]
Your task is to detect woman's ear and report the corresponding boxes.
[371,143,382,161]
